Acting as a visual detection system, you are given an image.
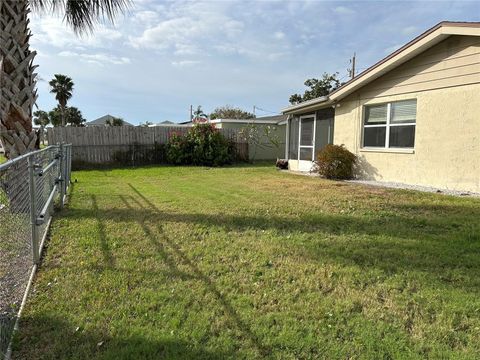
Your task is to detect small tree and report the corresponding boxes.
[239,123,280,162]
[106,117,124,126]
[289,73,341,104]
[210,105,255,120]
[33,110,49,145]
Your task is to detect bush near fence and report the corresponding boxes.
[47,126,249,169]
[0,145,72,359]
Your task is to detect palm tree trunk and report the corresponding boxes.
[0,0,38,159]
[60,103,66,127]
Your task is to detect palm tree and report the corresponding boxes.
[33,110,50,145]
[49,74,74,127]
[192,105,208,123]
[0,0,129,159]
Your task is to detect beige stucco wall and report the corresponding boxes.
[334,82,480,192]
[332,34,480,192]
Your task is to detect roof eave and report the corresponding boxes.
[330,22,480,102]
[281,96,330,114]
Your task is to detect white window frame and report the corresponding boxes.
[298,114,316,161]
[362,100,416,150]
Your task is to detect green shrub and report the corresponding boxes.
[166,124,235,166]
[314,144,357,179]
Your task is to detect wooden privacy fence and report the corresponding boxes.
[47,126,248,167]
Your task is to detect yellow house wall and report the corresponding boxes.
[333,36,480,192]
[334,82,480,192]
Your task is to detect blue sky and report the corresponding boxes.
[30,0,480,124]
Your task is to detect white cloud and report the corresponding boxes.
[133,10,159,25]
[274,31,285,40]
[171,60,201,68]
[333,6,356,15]
[58,51,131,65]
[31,15,123,49]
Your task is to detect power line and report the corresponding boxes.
[254,106,280,115]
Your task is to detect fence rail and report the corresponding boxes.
[0,145,72,359]
[47,126,248,167]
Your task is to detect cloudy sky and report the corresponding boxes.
[30,0,480,124]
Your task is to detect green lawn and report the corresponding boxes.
[14,165,480,359]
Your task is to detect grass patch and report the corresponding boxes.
[14,165,480,359]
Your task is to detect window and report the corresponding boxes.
[363,100,416,149]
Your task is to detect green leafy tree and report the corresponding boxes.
[33,110,50,145]
[48,106,86,127]
[106,117,124,126]
[66,107,86,127]
[166,124,235,166]
[289,72,341,104]
[210,105,255,120]
[33,110,49,127]
[0,0,129,159]
[140,121,153,127]
[49,74,74,127]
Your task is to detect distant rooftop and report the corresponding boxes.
[180,114,287,126]
[86,114,134,126]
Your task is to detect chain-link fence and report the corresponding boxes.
[0,144,72,359]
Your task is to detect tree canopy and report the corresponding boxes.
[33,110,50,127]
[289,73,341,104]
[48,106,86,127]
[31,0,130,34]
[209,105,255,120]
[106,117,124,126]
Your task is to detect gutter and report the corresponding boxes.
[281,96,332,115]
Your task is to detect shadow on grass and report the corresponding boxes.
[91,195,116,269]
[14,314,229,360]
[119,184,271,357]
[60,189,480,284]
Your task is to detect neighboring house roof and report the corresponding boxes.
[282,21,480,114]
[210,114,288,125]
[147,121,177,127]
[86,114,134,126]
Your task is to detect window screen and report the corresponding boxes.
[363,100,416,149]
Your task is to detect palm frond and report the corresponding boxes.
[30,0,131,34]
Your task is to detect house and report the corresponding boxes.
[211,115,288,160]
[86,114,134,126]
[147,121,178,127]
[282,21,480,193]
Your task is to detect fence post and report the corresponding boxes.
[28,155,39,265]
[58,143,65,208]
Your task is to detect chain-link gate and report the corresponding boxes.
[0,144,72,359]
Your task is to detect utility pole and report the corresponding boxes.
[253,105,256,117]
[348,53,356,79]
[190,105,193,121]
